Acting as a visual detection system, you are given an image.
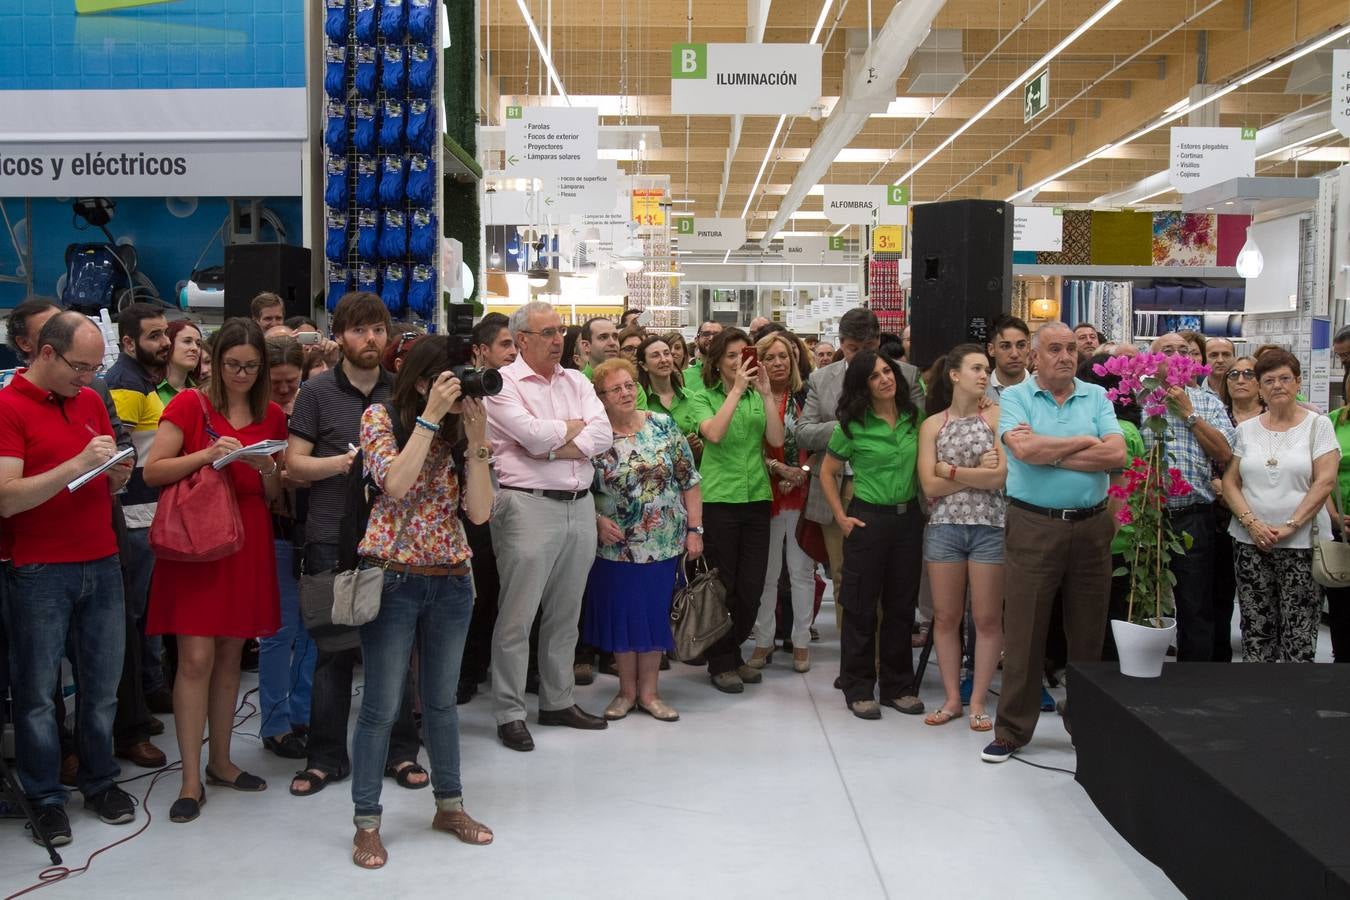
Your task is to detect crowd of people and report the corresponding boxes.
[1,291,1347,869]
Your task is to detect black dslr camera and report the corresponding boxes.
[450,365,502,398]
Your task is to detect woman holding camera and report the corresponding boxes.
[350,337,495,870]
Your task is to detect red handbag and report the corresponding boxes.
[794,513,830,566]
[148,390,245,562]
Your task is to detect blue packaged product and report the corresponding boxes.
[406,153,434,205]
[354,44,378,100]
[327,266,350,312]
[408,44,435,98]
[378,156,406,207]
[407,264,436,318]
[356,262,381,295]
[325,0,349,41]
[323,43,346,98]
[409,208,436,261]
[325,209,348,262]
[379,209,407,260]
[354,0,377,43]
[323,99,348,153]
[379,0,406,41]
[323,156,348,208]
[381,44,406,94]
[408,0,435,42]
[356,209,380,259]
[378,100,404,153]
[353,99,377,153]
[381,263,406,315]
[355,155,378,207]
[406,98,433,152]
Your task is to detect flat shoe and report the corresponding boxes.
[352,827,387,869]
[881,695,925,716]
[637,698,679,722]
[169,789,206,824]
[924,708,960,726]
[710,671,744,693]
[735,665,763,684]
[969,713,993,732]
[384,762,430,789]
[792,649,811,673]
[290,768,345,797]
[604,695,636,720]
[849,699,882,720]
[432,808,494,845]
[204,767,267,792]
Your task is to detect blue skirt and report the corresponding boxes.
[581,556,679,653]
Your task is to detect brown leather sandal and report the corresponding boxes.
[432,808,494,845]
[352,827,387,869]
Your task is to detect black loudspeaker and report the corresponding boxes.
[224,243,312,320]
[909,200,1013,370]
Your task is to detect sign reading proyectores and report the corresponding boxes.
[505,105,599,177]
[821,185,907,225]
[671,217,746,251]
[1013,206,1063,252]
[1168,126,1256,193]
[0,141,301,196]
[670,43,822,115]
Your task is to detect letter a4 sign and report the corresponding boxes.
[671,43,822,115]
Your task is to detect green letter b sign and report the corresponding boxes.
[672,43,706,79]
[676,217,695,235]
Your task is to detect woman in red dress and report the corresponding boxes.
[145,318,287,823]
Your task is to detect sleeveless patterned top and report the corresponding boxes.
[928,411,1007,527]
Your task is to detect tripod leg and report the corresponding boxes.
[0,756,63,866]
[913,619,936,687]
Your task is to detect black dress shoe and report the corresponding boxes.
[537,704,608,730]
[263,732,308,760]
[456,681,476,705]
[497,720,534,752]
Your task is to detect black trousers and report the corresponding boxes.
[1211,508,1237,662]
[838,500,923,703]
[702,501,772,675]
[1322,584,1350,662]
[461,517,499,686]
[1166,505,1217,662]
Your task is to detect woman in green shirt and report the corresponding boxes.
[157,320,203,407]
[636,334,703,459]
[688,327,784,694]
[1324,406,1350,661]
[819,350,925,720]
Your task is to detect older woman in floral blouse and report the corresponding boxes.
[586,358,704,723]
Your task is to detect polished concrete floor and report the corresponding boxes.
[7,601,1316,899]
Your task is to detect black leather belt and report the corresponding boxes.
[1009,498,1107,521]
[851,499,915,516]
[503,485,589,503]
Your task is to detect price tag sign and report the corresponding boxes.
[871,225,903,254]
[631,189,665,227]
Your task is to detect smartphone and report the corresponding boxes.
[296,331,321,346]
[740,346,758,367]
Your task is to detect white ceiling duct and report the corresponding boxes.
[760,0,945,244]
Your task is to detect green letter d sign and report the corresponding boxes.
[887,185,909,206]
[672,43,706,79]
[676,217,695,235]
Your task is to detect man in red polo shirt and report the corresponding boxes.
[0,311,136,845]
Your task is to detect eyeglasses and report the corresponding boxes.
[57,352,105,377]
[600,381,637,396]
[1226,370,1257,381]
[1259,374,1297,389]
[221,361,263,375]
[390,331,421,359]
[697,330,719,338]
[520,327,565,340]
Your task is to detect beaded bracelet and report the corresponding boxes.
[415,416,440,432]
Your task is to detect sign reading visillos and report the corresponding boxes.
[1013,206,1063,252]
[822,184,907,225]
[672,217,746,251]
[1167,126,1256,193]
[505,105,599,177]
[670,43,823,115]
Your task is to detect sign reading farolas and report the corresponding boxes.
[670,43,823,115]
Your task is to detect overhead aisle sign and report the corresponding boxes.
[672,217,746,251]
[542,166,620,217]
[1334,50,1350,138]
[782,235,847,264]
[670,43,823,115]
[1168,126,1256,193]
[823,185,907,226]
[505,105,599,177]
[1013,207,1063,252]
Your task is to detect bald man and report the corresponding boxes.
[984,323,1125,764]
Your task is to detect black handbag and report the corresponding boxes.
[298,567,361,653]
[669,557,732,662]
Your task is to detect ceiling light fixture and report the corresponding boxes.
[809,0,834,44]
[1235,226,1264,278]
[615,223,646,273]
[893,0,1124,189]
[740,115,787,220]
[1256,127,1340,160]
[515,0,570,104]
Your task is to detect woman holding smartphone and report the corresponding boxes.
[688,327,784,694]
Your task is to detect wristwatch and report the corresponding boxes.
[471,445,492,462]
[1184,412,1200,428]
[687,525,705,535]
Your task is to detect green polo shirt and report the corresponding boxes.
[689,382,771,503]
[998,376,1123,510]
[686,359,704,391]
[647,384,700,436]
[826,408,923,506]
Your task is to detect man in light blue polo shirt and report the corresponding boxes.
[981,322,1125,764]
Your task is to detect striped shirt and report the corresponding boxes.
[104,354,165,529]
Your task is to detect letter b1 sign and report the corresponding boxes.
[671,43,707,79]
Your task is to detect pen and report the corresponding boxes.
[348,443,358,452]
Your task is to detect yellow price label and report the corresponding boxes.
[871,225,904,254]
[631,189,666,227]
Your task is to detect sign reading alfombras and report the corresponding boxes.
[670,43,823,115]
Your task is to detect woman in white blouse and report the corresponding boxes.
[1222,350,1340,662]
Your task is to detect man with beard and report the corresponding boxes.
[103,303,173,771]
[284,292,426,794]
[687,320,723,388]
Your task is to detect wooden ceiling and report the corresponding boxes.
[480,0,1350,239]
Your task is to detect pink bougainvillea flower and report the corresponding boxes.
[1116,507,1134,525]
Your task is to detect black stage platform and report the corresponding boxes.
[1069,662,1350,900]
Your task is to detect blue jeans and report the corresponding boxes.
[351,568,473,818]
[122,527,164,694]
[3,556,124,806]
[258,538,316,737]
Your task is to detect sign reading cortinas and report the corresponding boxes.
[670,43,822,115]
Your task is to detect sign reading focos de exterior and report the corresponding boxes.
[822,184,908,225]
[1168,126,1256,193]
[671,43,822,115]
[505,105,599,177]
[673,217,746,251]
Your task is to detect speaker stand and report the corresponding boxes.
[0,752,62,864]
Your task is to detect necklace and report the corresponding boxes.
[1261,416,1300,473]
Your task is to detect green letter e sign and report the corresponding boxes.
[676,217,695,235]
[828,235,844,251]
[672,43,707,79]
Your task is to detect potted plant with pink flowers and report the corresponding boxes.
[1093,350,1211,677]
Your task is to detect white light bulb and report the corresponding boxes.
[489,251,502,268]
[1235,227,1264,279]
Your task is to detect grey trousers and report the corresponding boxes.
[489,489,598,726]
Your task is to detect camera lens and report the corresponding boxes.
[450,365,503,398]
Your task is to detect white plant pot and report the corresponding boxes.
[1111,617,1177,678]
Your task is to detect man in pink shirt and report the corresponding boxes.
[486,301,613,751]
